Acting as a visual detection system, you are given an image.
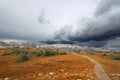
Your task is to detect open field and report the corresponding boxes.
[0,48,96,80]
[0,48,120,80]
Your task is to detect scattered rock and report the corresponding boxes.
[49,72,55,75]
[4,78,10,80]
[60,69,64,72]
[86,69,89,71]
[38,73,43,76]
[77,79,82,80]
[91,77,94,80]
[112,73,120,77]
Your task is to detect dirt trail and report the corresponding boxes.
[77,55,111,80]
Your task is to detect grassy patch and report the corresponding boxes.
[110,56,120,60]
[32,50,65,57]
[32,51,43,57]
[15,53,30,63]
[44,50,58,56]
[74,50,80,53]
[12,50,28,55]
[59,52,67,55]
[1,50,28,56]
[102,53,107,56]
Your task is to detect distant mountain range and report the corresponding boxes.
[0,41,35,48]
[0,40,111,52]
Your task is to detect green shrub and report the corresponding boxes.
[74,50,80,53]
[2,52,18,56]
[35,53,43,57]
[2,50,28,56]
[1,53,10,56]
[32,51,43,57]
[15,53,30,62]
[44,50,58,56]
[111,56,120,60]
[36,53,43,57]
[12,50,28,55]
[102,53,107,56]
[59,52,67,55]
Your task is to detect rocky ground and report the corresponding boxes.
[0,53,96,80]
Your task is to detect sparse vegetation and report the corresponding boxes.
[44,50,58,56]
[0,48,120,80]
[1,50,28,56]
[74,50,80,53]
[0,52,96,80]
[32,51,43,57]
[32,50,65,56]
[110,56,120,60]
[102,53,107,56]
[1,49,67,63]
[59,52,67,55]
[1,52,10,56]
[15,52,30,62]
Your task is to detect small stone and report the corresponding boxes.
[116,74,120,76]
[112,73,120,76]
[91,77,94,80]
[60,69,64,72]
[77,79,82,80]
[4,78,10,80]
[112,74,115,76]
[38,73,43,76]
[49,72,55,75]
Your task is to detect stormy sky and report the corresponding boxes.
[0,0,120,49]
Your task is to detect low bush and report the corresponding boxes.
[32,51,43,57]
[44,50,58,56]
[36,53,43,57]
[110,56,120,60]
[12,50,28,55]
[74,50,80,53]
[59,52,67,55]
[1,53,10,56]
[2,50,28,56]
[15,53,30,62]
[102,53,107,56]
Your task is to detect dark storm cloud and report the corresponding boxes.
[1,0,120,49]
[0,0,97,41]
[53,0,120,47]
[95,0,120,16]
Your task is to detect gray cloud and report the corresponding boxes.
[39,9,49,24]
[95,0,120,16]
[0,6,54,40]
[0,0,96,41]
[1,0,120,50]
[51,0,120,47]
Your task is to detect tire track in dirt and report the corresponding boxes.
[76,54,111,80]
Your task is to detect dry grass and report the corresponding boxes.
[0,48,96,80]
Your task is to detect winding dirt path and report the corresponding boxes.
[78,55,111,80]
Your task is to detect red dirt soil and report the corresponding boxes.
[0,54,97,80]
